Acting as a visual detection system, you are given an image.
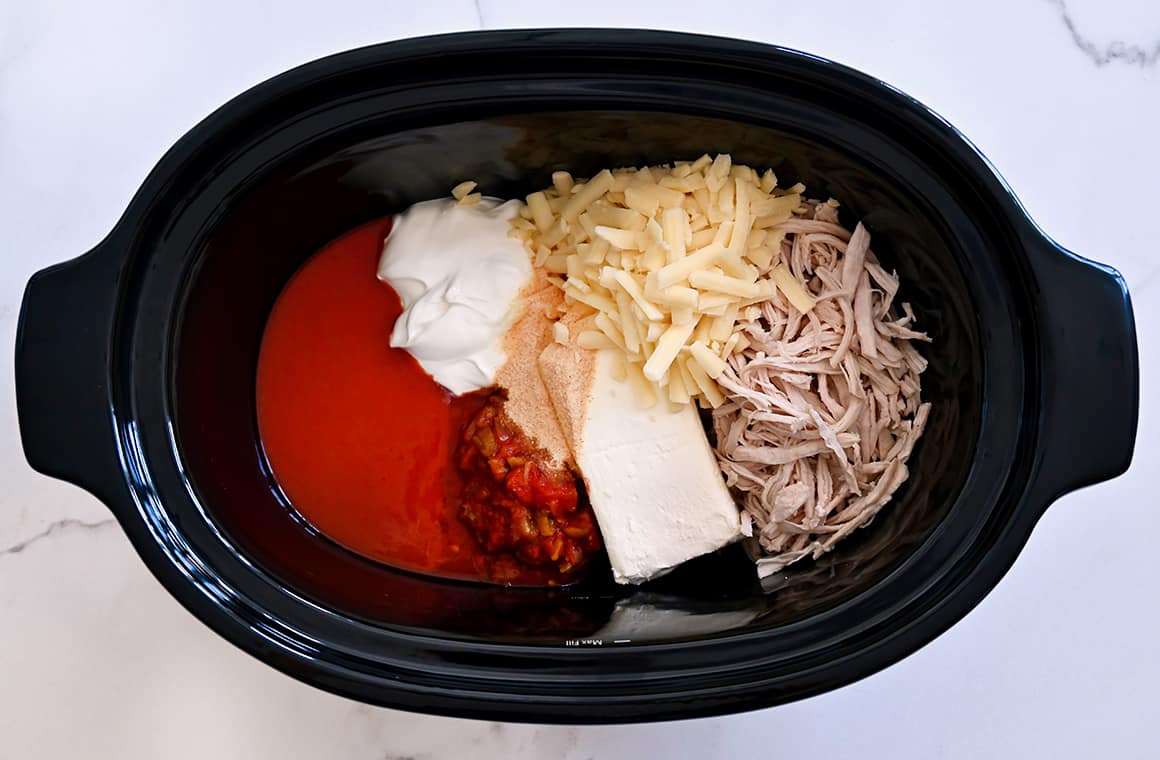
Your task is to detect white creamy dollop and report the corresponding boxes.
[378,197,531,395]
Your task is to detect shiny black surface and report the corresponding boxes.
[14,30,1137,722]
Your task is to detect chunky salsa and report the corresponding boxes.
[458,395,600,583]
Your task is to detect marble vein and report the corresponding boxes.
[1049,0,1160,67]
[474,0,487,29]
[0,518,116,559]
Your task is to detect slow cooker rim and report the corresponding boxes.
[126,32,1024,688]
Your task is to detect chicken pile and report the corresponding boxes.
[713,202,932,577]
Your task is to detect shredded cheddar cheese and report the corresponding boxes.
[508,154,815,408]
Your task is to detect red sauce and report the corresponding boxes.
[256,218,599,585]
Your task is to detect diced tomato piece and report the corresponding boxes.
[455,394,601,583]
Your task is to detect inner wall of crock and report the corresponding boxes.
[174,111,981,643]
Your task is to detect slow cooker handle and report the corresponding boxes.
[15,243,129,512]
[1027,233,1138,504]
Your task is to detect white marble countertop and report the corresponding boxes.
[2,1,1158,757]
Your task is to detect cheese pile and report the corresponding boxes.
[507,154,817,408]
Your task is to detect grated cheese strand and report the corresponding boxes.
[505,155,819,408]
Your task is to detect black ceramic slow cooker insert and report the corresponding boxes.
[15,30,1138,722]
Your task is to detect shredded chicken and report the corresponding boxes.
[713,202,932,577]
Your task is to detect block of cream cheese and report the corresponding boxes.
[540,345,743,584]
[378,197,530,395]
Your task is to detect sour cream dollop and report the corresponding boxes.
[377,197,532,395]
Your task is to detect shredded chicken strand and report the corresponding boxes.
[713,202,932,576]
